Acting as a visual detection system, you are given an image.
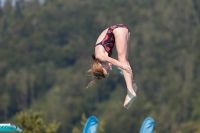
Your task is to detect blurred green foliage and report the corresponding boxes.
[15,110,60,133]
[0,0,200,132]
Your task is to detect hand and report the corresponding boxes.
[121,65,132,73]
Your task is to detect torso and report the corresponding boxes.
[95,24,130,57]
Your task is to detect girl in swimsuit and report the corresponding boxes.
[86,24,137,109]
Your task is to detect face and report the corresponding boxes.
[100,62,112,77]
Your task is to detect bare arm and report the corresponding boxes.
[97,55,132,73]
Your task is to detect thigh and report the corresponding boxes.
[113,28,130,61]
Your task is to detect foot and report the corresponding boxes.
[124,90,136,109]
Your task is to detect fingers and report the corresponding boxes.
[126,66,132,73]
[121,65,132,73]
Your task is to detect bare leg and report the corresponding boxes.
[112,65,138,92]
[113,28,137,109]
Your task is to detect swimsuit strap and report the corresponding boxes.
[95,42,102,46]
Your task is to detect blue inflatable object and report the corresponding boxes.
[0,123,22,132]
[140,117,155,133]
[83,116,98,133]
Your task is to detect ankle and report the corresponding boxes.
[127,90,136,98]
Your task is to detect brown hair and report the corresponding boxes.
[86,54,105,89]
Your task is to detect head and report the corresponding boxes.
[86,54,112,88]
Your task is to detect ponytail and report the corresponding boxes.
[86,54,105,89]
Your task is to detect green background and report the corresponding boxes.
[0,0,200,132]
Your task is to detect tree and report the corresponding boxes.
[15,110,60,133]
[0,93,10,121]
